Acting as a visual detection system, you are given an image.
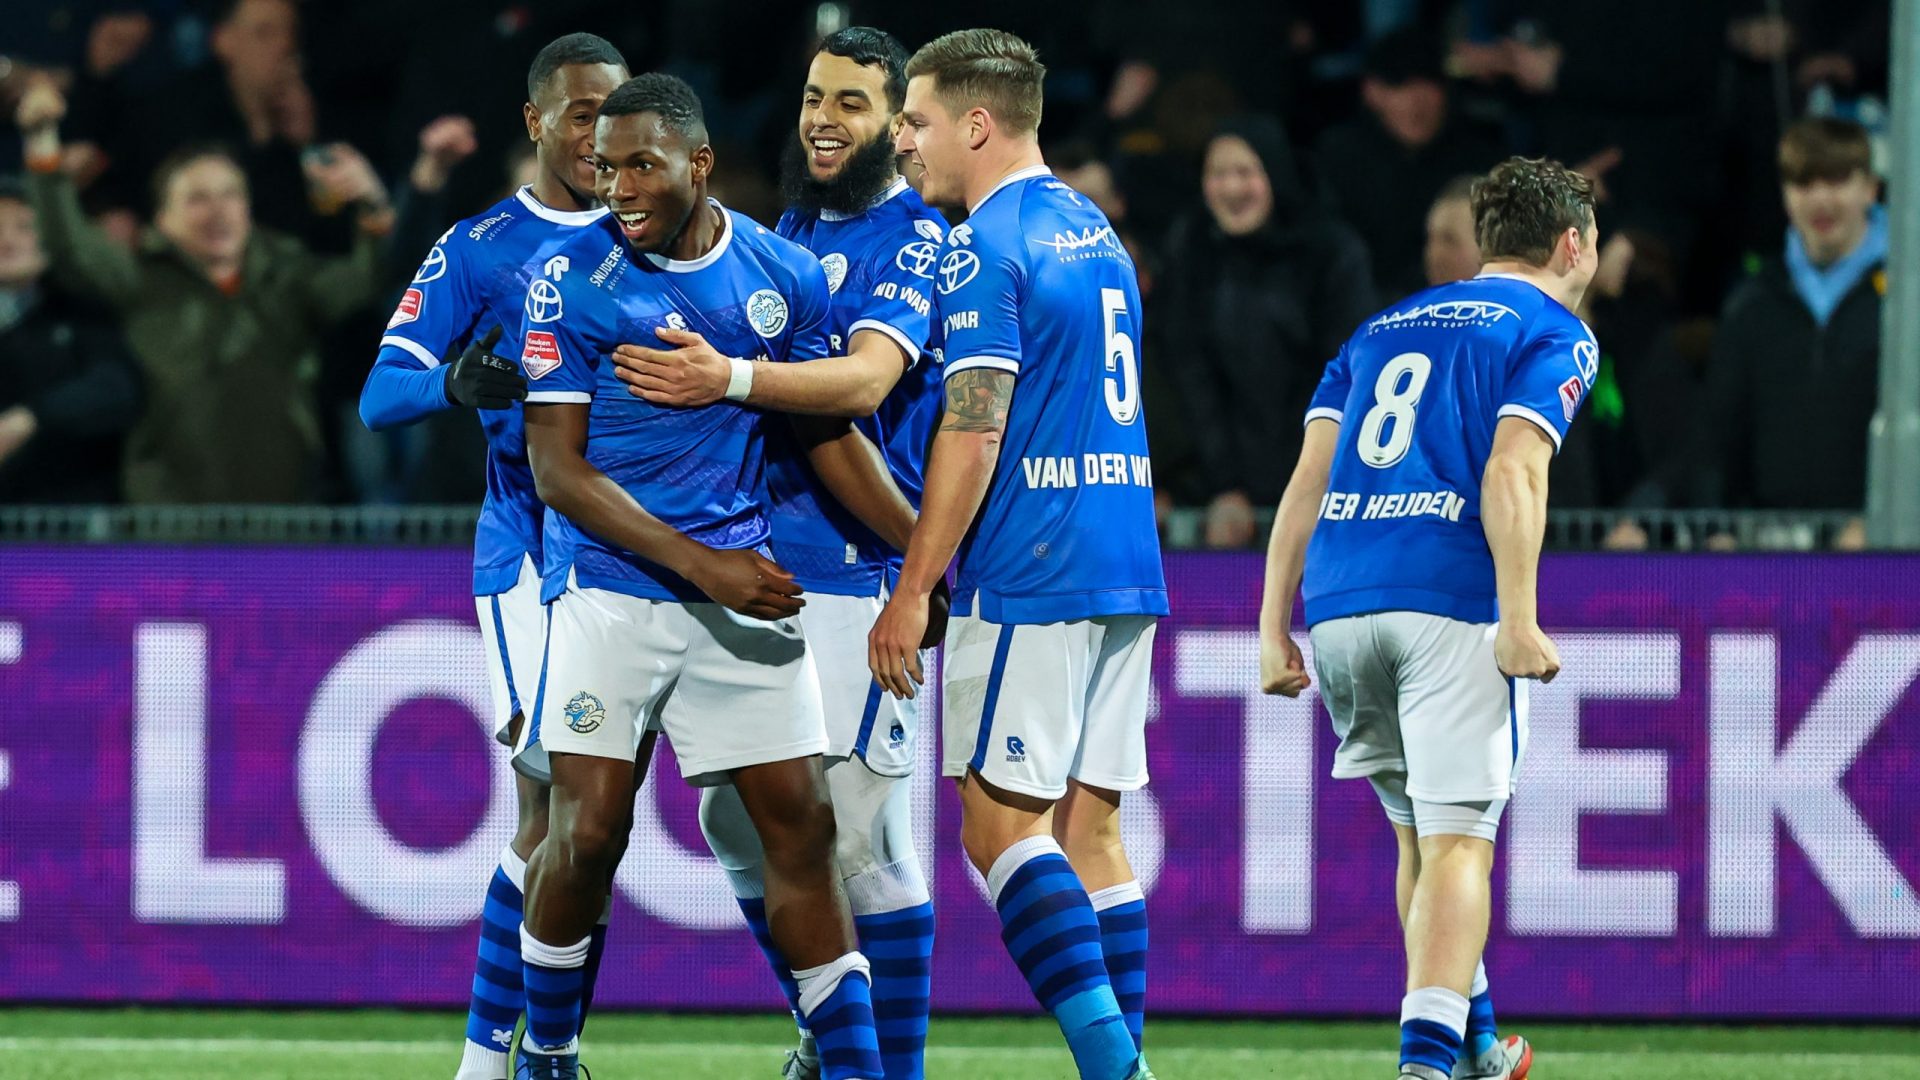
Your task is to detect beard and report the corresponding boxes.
[781,129,900,216]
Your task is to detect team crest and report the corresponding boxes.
[821,253,848,294]
[563,691,605,734]
[745,289,789,337]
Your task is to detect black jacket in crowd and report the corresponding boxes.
[1153,116,1376,506]
[0,286,143,503]
[1697,258,1884,509]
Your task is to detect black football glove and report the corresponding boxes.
[443,325,527,410]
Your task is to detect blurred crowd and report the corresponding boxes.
[0,0,1895,548]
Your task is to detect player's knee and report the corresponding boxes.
[959,814,1021,877]
[761,787,838,866]
[550,806,624,876]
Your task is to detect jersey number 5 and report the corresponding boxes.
[1356,352,1431,468]
[1101,287,1141,426]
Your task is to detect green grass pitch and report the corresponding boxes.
[4,1009,1917,1078]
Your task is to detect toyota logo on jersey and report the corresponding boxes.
[938,250,980,295]
[524,279,563,324]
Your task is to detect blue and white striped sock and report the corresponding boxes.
[1090,881,1148,1053]
[456,847,527,1080]
[1466,960,1497,1059]
[1400,985,1469,1076]
[854,900,933,1079]
[738,895,807,1030]
[520,927,590,1055]
[989,837,1138,1080]
[796,953,884,1079]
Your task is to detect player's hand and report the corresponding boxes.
[1260,632,1310,697]
[869,589,930,699]
[613,327,731,408]
[691,548,804,621]
[442,326,527,410]
[1494,621,1561,683]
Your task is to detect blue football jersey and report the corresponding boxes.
[1301,274,1600,626]
[933,167,1168,624]
[765,178,946,595]
[514,204,833,604]
[367,188,608,596]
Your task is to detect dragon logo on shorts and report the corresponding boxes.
[564,692,605,734]
[1005,735,1026,763]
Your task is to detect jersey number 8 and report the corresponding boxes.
[1356,351,1431,468]
[1101,287,1140,425]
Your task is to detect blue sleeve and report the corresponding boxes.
[846,222,941,364]
[1498,320,1599,453]
[518,271,599,404]
[935,224,1023,381]
[357,230,474,430]
[1305,341,1353,426]
[778,258,834,365]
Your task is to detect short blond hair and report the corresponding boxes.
[906,29,1045,136]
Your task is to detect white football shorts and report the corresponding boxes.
[801,589,921,778]
[474,554,544,746]
[941,611,1158,800]
[516,576,827,787]
[1309,610,1529,804]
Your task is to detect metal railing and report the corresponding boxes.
[0,505,1870,551]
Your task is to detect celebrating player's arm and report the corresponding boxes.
[518,304,805,622]
[1260,342,1354,697]
[1482,417,1559,681]
[869,364,1010,697]
[611,322,912,417]
[1258,419,1342,697]
[359,228,528,430]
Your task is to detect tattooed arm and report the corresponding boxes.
[868,367,1016,696]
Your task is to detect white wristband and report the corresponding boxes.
[724,356,755,402]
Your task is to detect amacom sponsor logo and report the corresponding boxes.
[1368,299,1518,332]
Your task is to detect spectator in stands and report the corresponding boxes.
[1423,174,1481,286]
[1316,29,1505,298]
[1156,115,1373,548]
[65,0,344,250]
[18,79,388,504]
[1451,2,1723,303]
[1697,118,1884,523]
[0,176,142,502]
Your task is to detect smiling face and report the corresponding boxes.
[801,50,894,184]
[526,61,629,208]
[593,110,711,255]
[155,155,251,268]
[1202,134,1272,237]
[895,74,973,209]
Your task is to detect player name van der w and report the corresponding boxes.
[1021,453,1152,490]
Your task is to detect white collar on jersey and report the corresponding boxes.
[970,165,1052,215]
[819,176,911,222]
[1473,270,1590,325]
[645,198,734,273]
[513,187,608,226]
